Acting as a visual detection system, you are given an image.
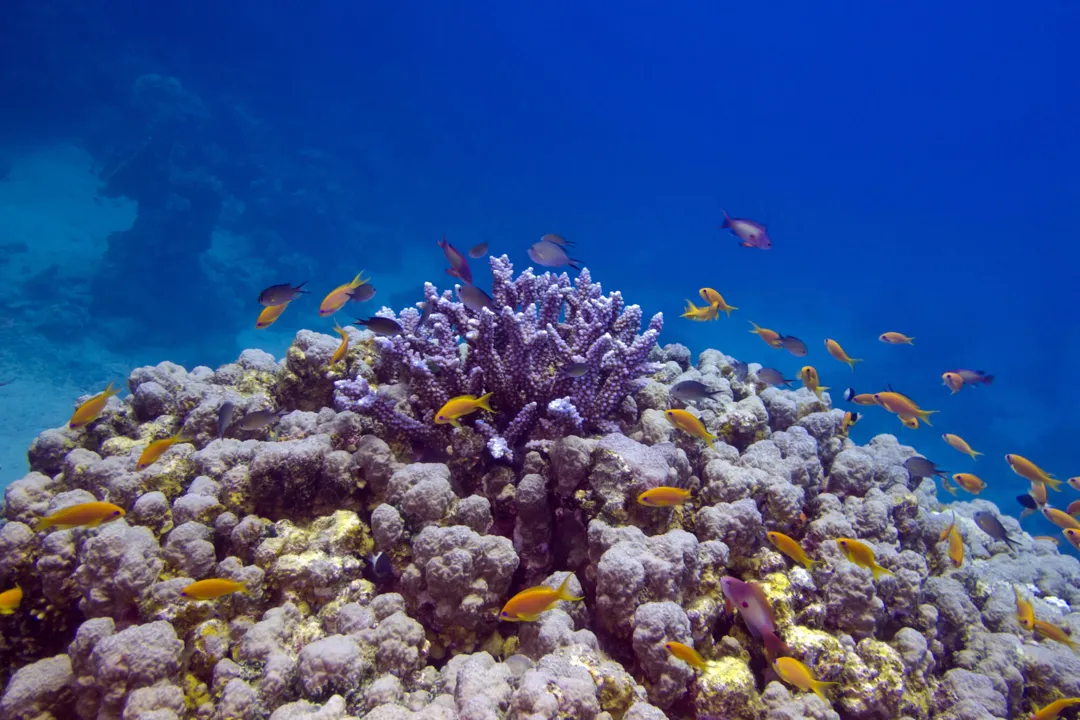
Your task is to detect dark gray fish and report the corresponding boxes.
[670,380,721,402]
[732,361,748,383]
[217,401,236,440]
[368,552,392,580]
[468,242,489,259]
[236,408,286,431]
[418,299,435,328]
[347,284,376,302]
[258,282,308,306]
[458,284,495,313]
[540,233,573,247]
[528,240,582,269]
[904,456,947,480]
[974,511,1019,549]
[354,317,403,336]
[757,368,795,387]
[780,335,808,357]
[559,362,590,378]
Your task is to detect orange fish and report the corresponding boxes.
[1070,477,1080,492]
[181,578,248,600]
[69,382,120,429]
[942,433,982,460]
[879,332,914,345]
[946,524,964,567]
[637,486,692,507]
[499,573,583,622]
[256,301,290,329]
[942,371,965,394]
[698,288,738,317]
[749,321,784,348]
[824,338,862,372]
[1015,585,1035,630]
[665,641,708,671]
[1006,454,1063,491]
[1033,619,1080,653]
[799,366,828,399]
[836,538,893,580]
[873,392,937,427]
[899,415,921,430]
[319,272,370,317]
[952,473,985,494]
[1030,480,1049,506]
[767,531,816,570]
[1067,500,1080,517]
[34,501,125,532]
[0,585,22,615]
[773,657,838,704]
[1063,528,1080,551]
[137,431,190,470]
[1042,506,1080,530]
[665,409,717,449]
[839,411,860,437]
[330,322,350,365]
[1031,698,1080,720]
[681,299,719,322]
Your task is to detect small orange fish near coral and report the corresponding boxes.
[681,299,719,322]
[664,409,717,449]
[34,502,125,532]
[773,656,838,704]
[952,473,985,494]
[256,301,290,329]
[181,578,248,600]
[637,487,692,507]
[836,538,893,580]
[1015,585,1035,630]
[434,393,496,428]
[1030,697,1080,720]
[69,382,120,429]
[137,431,190,470]
[0,585,22,615]
[799,366,828,399]
[665,641,708,671]
[1006,454,1063,491]
[873,392,937,427]
[319,272,370,317]
[749,321,784,348]
[499,573,582,622]
[330,322,350,365]
[824,338,862,372]
[767,531,816,570]
[698,288,738,317]
[942,433,982,460]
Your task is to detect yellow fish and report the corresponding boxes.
[849,392,878,406]
[749,321,784,348]
[637,486,692,507]
[180,578,248,600]
[665,641,707,671]
[879,332,914,345]
[1069,477,1080,492]
[773,656,838,703]
[1031,698,1080,720]
[256,301,290,329]
[938,511,958,542]
[1034,535,1060,546]
[839,411,860,437]
[942,371,965,394]
[69,382,120,429]
[899,414,921,430]
[434,392,495,428]
[0,585,22,615]
[1042,507,1080,531]
[1065,529,1080,550]
[1030,480,1049,506]
[664,409,717,449]
[499,573,582,622]
[319,272,370,317]
[1014,585,1035,631]
[946,524,964,568]
[330,322,350,365]
[767,531,816,570]
[942,433,982,460]
[681,299,719,322]
[34,502,125,532]
[1006,454,1063,491]
[835,538,893,580]
[137,430,190,470]
[873,392,937,426]
[824,338,862,372]
[951,473,985,494]
[1034,619,1080,653]
[799,366,828,399]
[698,288,738,317]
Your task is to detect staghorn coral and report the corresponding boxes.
[4,268,1080,720]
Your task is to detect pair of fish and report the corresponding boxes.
[499,573,582,622]
[69,382,121,429]
[879,331,915,345]
[434,393,496,428]
[749,322,807,357]
[438,237,473,283]
[666,643,837,703]
[664,409,717,449]
[528,238,582,269]
[942,369,993,394]
[682,288,737,321]
[699,288,738,317]
[720,210,772,249]
[939,512,964,567]
[799,366,828,398]
[824,338,862,371]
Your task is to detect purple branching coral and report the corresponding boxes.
[334,255,663,459]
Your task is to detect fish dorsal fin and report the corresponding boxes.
[747,581,775,625]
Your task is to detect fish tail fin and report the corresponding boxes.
[970,450,983,459]
[748,321,761,334]
[848,358,863,371]
[703,431,718,449]
[762,631,788,663]
[1044,476,1064,492]
[724,305,738,317]
[350,271,370,288]
[555,573,583,602]
[476,392,496,413]
[295,281,309,293]
[871,564,894,580]
[1019,508,1036,521]
[569,259,583,269]
[918,409,938,426]
[812,680,840,702]
[104,381,120,398]
[907,338,915,345]
[982,375,994,384]
[720,209,732,228]
[32,517,52,532]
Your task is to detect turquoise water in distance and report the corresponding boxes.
[0,1,1077,547]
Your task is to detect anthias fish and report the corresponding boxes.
[69,382,120,429]
[720,209,772,249]
[258,281,308,306]
[499,573,582,622]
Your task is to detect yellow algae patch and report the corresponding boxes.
[99,435,142,459]
[695,656,762,720]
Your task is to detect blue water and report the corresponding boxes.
[1,2,1077,541]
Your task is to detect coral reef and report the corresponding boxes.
[3,264,1079,720]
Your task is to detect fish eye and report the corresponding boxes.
[839,540,848,546]
[501,611,509,617]
[112,511,121,516]
[741,601,749,608]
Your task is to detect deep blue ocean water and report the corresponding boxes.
[0,2,1077,543]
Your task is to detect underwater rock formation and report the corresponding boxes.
[3,264,1080,720]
